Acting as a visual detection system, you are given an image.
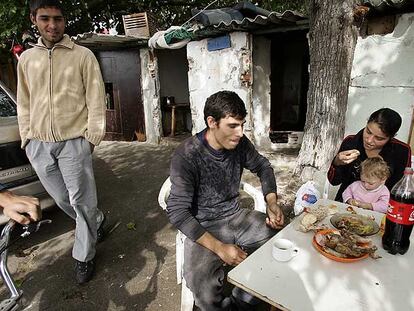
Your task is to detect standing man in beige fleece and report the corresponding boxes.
[16,0,106,284]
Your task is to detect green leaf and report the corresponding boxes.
[14,279,24,288]
[0,0,307,57]
[126,222,136,230]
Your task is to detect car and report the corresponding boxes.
[0,80,55,224]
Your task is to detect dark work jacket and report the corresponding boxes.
[167,129,277,241]
[328,129,412,201]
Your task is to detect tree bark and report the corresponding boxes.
[294,0,361,180]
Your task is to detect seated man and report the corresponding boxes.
[0,183,41,224]
[166,91,284,310]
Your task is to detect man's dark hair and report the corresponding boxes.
[368,108,402,137]
[30,0,64,17]
[204,91,247,126]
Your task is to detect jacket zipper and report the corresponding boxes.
[48,48,57,141]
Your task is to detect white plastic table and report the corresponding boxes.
[227,199,414,311]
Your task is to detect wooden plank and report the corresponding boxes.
[171,105,176,137]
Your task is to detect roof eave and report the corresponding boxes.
[72,32,148,50]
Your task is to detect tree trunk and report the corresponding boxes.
[294,0,361,181]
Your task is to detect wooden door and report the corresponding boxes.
[97,49,145,141]
[99,56,122,138]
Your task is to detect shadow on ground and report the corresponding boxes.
[1,139,301,311]
[1,141,181,310]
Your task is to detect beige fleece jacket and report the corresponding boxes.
[17,34,106,148]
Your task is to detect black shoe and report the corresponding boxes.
[97,214,106,243]
[75,259,95,284]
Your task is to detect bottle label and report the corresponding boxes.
[387,199,414,225]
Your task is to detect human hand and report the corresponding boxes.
[0,191,41,225]
[216,243,247,266]
[357,201,373,210]
[266,203,285,229]
[347,199,359,207]
[333,149,360,166]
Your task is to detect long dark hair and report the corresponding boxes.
[368,108,402,137]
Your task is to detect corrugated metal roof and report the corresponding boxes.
[72,32,148,50]
[363,0,414,12]
[193,10,308,38]
[213,10,306,27]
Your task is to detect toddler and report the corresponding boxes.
[342,157,390,213]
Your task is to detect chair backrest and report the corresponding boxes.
[240,181,266,213]
[312,170,340,200]
[158,177,266,213]
[158,177,172,210]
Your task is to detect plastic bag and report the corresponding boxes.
[294,181,321,215]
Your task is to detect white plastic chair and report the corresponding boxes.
[158,177,266,311]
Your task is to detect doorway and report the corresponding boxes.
[269,30,309,143]
[157,48,192,137]
[97,49,145,141]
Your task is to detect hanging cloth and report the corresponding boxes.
[148,26,194,49]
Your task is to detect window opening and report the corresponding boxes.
[105,83,115,110]
[0,88,17,117]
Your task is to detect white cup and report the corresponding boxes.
[272,238,299,262]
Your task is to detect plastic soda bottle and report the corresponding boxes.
[382,167,414,255]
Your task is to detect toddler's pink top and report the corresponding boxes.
[342,181,390,213]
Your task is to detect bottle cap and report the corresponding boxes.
[404,167,413,174]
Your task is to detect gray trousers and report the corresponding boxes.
[26,137,103,262]
[184,208,276,311]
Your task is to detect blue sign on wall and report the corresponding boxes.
[207,35,231,51]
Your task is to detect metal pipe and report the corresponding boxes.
[0,220,21,299]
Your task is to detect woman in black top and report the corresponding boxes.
[328,108,412,201]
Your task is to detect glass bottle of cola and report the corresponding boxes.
[382,167,414,255]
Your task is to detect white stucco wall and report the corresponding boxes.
[252,36,272,149]
[187,32,252,135]
[346,13,414,142]
[140,48,162,144]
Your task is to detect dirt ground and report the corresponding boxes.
[0,137,300,311]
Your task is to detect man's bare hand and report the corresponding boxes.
[196,232,247,266]
[333,149,360,166]
[266,203,285,229]
[0,191,41,225]
[216,243,247,266]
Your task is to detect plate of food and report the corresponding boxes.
[312,229,379,262]
[330,213,379,236]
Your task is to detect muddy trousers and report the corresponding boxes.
[184,209,276,311]
[26,138,104,262]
